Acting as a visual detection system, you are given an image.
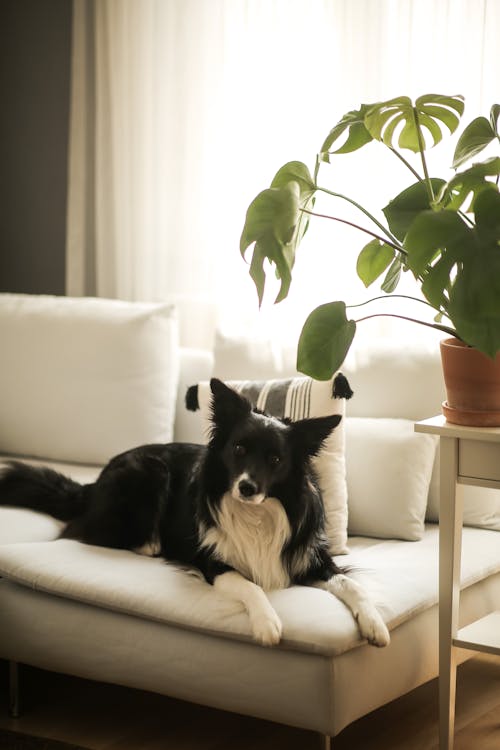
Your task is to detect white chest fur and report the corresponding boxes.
[201,493,292,591]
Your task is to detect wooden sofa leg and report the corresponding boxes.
[319,734,332,750]
[8,661,21,718]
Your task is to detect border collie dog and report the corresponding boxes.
[0,378,389,648]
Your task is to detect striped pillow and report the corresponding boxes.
[186,374,352,556]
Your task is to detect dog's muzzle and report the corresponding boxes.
[233,476,265,504]
[238,479,258,498]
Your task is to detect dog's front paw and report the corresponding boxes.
[357,607,390,647]
[249,609,283,647]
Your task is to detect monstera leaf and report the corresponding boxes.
[319,104,374,161]
[474,186,500,237]
[448,193,500,357]
[240,162,316,305]
[439,157,500,211]
[297,302,356,380]
[270,161,316,198]
[356,240,395,287]
[240,183,298,305]
[452,104,500,168]
[383,179,447,240]
[365,94,464,152]
[404,209,472,276]
[381,257,403,293]
[271,161,316,264]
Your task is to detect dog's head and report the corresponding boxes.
[208,378,341,505]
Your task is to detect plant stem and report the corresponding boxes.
[355,312,457,338]
[388,147,422,181]
[347,293,442,313]
[458,209,475,227]
[413,107,435,202]
[315,186,399,244]
[313,153,322,184]
[300,208,405,255]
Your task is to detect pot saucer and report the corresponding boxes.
[442,401,500,427]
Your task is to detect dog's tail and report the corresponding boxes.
[0,461,89,521]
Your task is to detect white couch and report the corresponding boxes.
[1,294,499,745]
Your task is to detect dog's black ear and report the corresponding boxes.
[290,414,342,457]
[209,378,252,426]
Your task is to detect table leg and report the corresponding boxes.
[439,436,463,750]
[8,661,20,718]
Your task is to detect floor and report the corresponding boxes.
[0,655,499,750]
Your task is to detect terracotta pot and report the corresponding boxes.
[440,337,500,426]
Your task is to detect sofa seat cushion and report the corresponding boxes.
[0,525,499,657]
[0,509,64,544]
[0,456,102,544]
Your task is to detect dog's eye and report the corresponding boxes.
[233,444,246,456]
[269,455,281,466]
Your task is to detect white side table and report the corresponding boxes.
[415,416,500,750]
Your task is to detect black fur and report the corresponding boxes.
[0,378,343,586]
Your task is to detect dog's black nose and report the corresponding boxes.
[238,479,257,498]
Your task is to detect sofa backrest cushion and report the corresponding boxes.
[0,294,178,465]
[213,330,446,421]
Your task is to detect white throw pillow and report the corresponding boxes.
[188,375,350,555]
[0,294,179,465]
[426,447,500,531]
[346,418,438,541]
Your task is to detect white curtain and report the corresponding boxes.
[66,0,500,349]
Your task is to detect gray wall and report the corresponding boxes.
[0,0,73,295]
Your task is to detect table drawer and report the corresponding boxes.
[459,440,500,482]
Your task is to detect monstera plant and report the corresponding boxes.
[240,94,500,383]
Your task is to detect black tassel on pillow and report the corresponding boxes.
[332,373,354,400]
[185,385,200,411]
